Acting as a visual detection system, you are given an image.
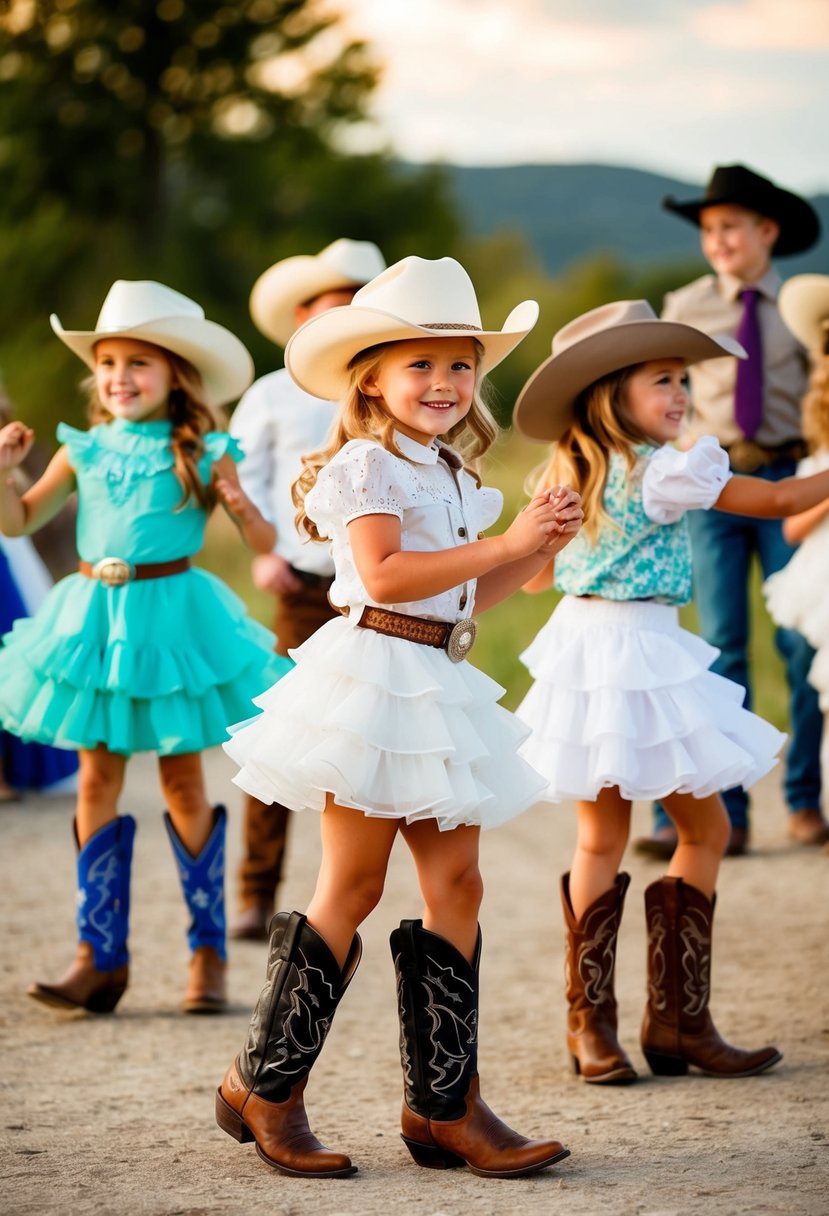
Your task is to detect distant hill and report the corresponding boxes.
[440,163,829,277]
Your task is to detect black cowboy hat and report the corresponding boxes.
[662,163,820,257]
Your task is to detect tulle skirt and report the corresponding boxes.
[516,596,785,803]
[224,614,549,831]
[764,529,829,710]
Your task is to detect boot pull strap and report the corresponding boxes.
[279,911,306,961]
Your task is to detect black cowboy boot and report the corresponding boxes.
[391,919,570,1178]
[561,871,637,1083]
[216,911,361,1177]
[641,876,782,1077]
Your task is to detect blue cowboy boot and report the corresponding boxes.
[28,815,136,1013]
[163,804,227,1014]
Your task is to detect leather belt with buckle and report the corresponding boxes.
[79,556,191,587]
[356,605,477,662]
[724,439,807,474]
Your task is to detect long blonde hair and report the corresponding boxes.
[294,338,498,542]
[86,349,226,511]
[527,365,651,542]
[802,354,829,455]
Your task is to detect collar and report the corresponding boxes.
[393,430,440,465]
[720,266,781,305]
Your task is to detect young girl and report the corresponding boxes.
[216,256,580,1180]
[0,280,290,1015]
[766,276,829,830]
[512,299,829,1085]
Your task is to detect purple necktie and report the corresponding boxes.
[734,288,763,439]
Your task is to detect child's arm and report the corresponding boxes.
[782,497,829,545]
[474,488,582,612]
[213,454,277,554]
[0,423,75,536]
[715,466,829,519]
[348,492,564,606]
[521,557,555,594]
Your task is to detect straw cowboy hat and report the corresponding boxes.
[51,280,254,407]
[285,255,539,401]
[513,299,745,442]
[662,164,820,257]
[779,274,829,354]
[249,238,387,348]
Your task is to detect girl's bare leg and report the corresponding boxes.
[158,751,212,855]
[569,788,631,920]
[305,795,400,966]
[76,745,127,845]
[662,790,730,898]
[400,819,482,962]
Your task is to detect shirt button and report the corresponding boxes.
[458,526,467,538]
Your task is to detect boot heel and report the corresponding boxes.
[401,1135,464,1170]
[215,1088,254,1142]
[643,1050,688,1076]
[570,1053,581,1076]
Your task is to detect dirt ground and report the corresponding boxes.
[2,749,827,1216]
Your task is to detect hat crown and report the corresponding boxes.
[95,280,205,333]
[350,257,484,331]
[316,239,387,286]
[552,299,658,357]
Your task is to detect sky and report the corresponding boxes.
[327,0,829,194]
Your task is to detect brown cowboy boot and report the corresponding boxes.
[640,876,782,1077]
[230,796,291,940]
[216,911,361,1177]
[391,920,570,1178]
[561,872,637,1083]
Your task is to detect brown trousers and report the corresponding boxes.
[238,578,336,906]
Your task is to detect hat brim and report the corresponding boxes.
[250,257,373,348]
[50,314,254,408]
[285,300,540,401]
[778,274,829,353]
[662,189,820,257]
[513,320,744,442]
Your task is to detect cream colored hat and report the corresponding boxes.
[250,238,387,348]
[779,274,829,354]
[285,255,539,401]
[51,280,254,407]
[513,299,745,442]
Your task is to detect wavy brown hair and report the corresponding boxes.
[294,338,498,542]
[527,364,652,542]
[802,355,829,455]
[86,347,226,511]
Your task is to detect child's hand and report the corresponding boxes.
[543,486,583,550]
[502,492,561,560]
[215,476,255,522]
[0,422,34,471]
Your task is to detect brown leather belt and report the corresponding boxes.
[79,556,191,587]
[724,439,807,474]
[356,605,477,663]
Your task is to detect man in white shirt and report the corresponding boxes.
[230,238,386,940]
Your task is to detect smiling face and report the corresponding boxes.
[621,357,690,445]
[362,336,478,445]
[699,203,779,282]
[93,337,175,422]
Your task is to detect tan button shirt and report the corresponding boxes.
[662,268,810,447]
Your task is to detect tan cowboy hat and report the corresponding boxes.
[285,255,539,401]
[779,274,829,354]
[663,163,820,257]
[249,238,387,348]
[513,299,745,442]
[51,280,254,407]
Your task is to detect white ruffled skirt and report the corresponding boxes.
[516,596,785,802]
[224,614,549,831]
[764,527,829,709]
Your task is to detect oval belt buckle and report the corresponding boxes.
[92,557,135,587]
[446,618,477,663]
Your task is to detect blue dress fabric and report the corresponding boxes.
[0,419,290,756]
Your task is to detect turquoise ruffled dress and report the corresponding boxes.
[0,419,291,756]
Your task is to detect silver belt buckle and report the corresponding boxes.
[92,557,135,587]
[446,618,477,663]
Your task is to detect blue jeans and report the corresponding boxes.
[654,458,822,831]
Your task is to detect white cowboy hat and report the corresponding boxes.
[249,238,387,348]
[285,256,539,401]
[779,274,829,354]
[513,299,745,442]
[50,280,254,408]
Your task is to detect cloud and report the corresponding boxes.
[692,0,829,49]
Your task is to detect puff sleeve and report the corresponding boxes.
[203,432,243,465]
[642,436,732,524]
[306,441,408,539]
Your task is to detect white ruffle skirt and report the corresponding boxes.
[224,614,549,831]
[516,596,785,802]
[764,534,829,710]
